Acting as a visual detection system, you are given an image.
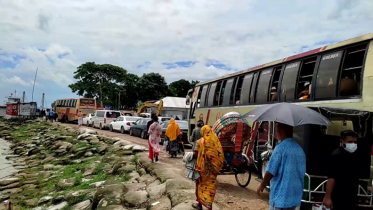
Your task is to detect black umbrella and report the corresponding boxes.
[242,103,330,127]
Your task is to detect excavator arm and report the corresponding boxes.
[137,100,163,116]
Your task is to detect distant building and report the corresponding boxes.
[153,97,189,120]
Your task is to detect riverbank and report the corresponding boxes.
[0,119,212,210]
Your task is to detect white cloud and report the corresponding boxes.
[3,75,36,87]
[0,0,372,103]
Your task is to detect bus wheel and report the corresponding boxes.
[109,125,113,132]
[121,126,125,134]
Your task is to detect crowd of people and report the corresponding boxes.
[147,114,360,210]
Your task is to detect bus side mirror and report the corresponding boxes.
[186,95,190,105]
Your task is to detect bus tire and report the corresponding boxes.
[121,126,125,134]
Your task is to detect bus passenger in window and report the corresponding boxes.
[340,77,359,96]
[270,87,278,102]
[298,82,310,100]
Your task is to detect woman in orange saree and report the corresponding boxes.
[193,125,224,210]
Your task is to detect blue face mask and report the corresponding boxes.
[344,142,357,153]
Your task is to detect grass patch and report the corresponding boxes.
[131,155,138,164]
[74,142,89,149]
[92,162,105,175]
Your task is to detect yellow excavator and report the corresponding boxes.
[137,100,163,116]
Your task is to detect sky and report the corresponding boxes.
[0,0,373,106]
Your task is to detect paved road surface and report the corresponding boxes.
[57,122,269,210]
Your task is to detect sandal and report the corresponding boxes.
[192,203,202,210]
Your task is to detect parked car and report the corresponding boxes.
[158,117,171,122]
[92,110,121,130]
[82,113,95,126]
[129,118,151,139]
[139,113,151,118]
[160,120,189,144]
[109,116,142,134]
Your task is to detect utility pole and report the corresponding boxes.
[41,93,45,110]
[31,67,38,102]
[99,78,103,105]
[22,91,25,102]
[118,91,121,110]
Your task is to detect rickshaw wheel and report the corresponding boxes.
[235,167,251,188]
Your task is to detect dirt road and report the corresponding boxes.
[57,122,269,210]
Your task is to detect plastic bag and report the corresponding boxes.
[163,139,168,151]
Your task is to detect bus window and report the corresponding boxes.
[199,86,208,107]
[68,100,72,107]
[234,76,244,105]
[315,51,343,99]
[62,100,66,107]
[255,69,273,104]
[240,74,253,105]
[72,100,77,107]
[208,82,217,106]
[224,78,236,106]
[269,66,282,102]
[250,73,259,103]
[297,57,317,100]
[213,81,222,106]
[218,80,227,106]
[280,61,301,102]
[339,44,366,97]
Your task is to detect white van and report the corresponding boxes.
[92,110,121,130]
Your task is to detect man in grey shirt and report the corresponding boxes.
[190,120,204,150]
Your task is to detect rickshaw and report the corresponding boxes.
[246,107,373,209]
[212,112,253,187]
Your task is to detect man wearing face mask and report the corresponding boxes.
[323,130,359,210]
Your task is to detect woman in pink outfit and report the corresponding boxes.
[148,116,162,162]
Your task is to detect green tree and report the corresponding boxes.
[137,73,168,102]
[69,62,135,108]
[168,79,200,97]
[121,73,139,109]
[190,80,200,89]
[168,79,192,97]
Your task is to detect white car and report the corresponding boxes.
[109,116,142,134]
[158,117,171,122]
[82,113,95,126]
[92,110,121,130]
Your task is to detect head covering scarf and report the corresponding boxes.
[165,119,180,141]
[195,125,225,209]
